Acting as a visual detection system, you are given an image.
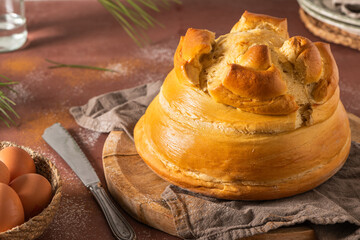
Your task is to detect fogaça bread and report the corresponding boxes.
[134,11,351,200]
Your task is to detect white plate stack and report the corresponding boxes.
[298,0,360,34]
[298,0,360,50]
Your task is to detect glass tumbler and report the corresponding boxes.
[0,0,27,52]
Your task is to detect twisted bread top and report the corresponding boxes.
[174,11,339,117]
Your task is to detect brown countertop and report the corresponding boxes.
[0,0,359,239]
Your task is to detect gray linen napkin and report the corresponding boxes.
[70,83,360,240]
[70,80,162,141]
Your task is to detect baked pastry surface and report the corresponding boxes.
[134,11,351,200]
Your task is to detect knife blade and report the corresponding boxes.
[42,123,99,187]
[42,123,136,240]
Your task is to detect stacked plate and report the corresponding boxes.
[298,0,360,35]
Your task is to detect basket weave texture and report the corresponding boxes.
[299,8,360,51]
[0,142,62,240]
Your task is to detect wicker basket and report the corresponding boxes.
[0,142,62,240]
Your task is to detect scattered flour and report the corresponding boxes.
[6,70,49,104]
[102,43,174,81]
[71,84,84,96]
[138,45,174,63]
[75,127,101,148]
[136,72,168,86]
[25,69,48,83]
[44,192,94,240]
[7,83,33,104]
[102,62,130,79]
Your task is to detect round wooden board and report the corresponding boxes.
[102,113,360,239]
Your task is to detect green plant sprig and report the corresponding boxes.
[45,59,119,73]
[0,74,19,127]
[98,0,181,46]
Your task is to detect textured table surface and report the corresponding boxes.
[0,0,359,239]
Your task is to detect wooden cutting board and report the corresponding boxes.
[102,113,360,240]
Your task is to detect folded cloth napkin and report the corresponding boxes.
[70,80,162,141]
[70,82,360,240]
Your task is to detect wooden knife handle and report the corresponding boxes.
[89,183,136,240]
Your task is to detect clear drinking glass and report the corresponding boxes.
[0,0,27,52]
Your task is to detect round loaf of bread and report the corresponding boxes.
[134,11,351,200]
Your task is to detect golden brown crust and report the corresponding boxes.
[311,42,339,103]
[208,81,298,115]
[174,28,215,85]
[174,12,338,115]
[280,36,322,84]
[223,64,287,100]
[181,28,215,61]
[239,44,272,70]
[231,11,289,39]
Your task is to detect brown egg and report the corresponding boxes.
[9,173,52,219]
[0,161,10,184]
[0,146,36,181]
[0,183,25,232]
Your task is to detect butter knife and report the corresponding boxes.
[42,123,136,240]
